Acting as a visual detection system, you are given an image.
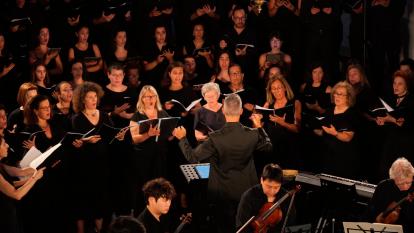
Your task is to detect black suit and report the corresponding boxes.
[178,122,272,233]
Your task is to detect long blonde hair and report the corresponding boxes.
[136,85,162,114]
[266,75,295,105]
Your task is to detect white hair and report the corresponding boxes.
[201,82,220,97]
[389,157,414,180]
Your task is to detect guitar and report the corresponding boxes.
[173,213,192,233]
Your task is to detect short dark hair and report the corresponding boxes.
[107,62,125,74]
[142,178,176,204]
[261,163,283,183]
[108,216,146,233]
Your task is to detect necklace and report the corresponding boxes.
[84,109,98,117]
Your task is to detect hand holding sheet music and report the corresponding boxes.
[19,143,62,169]
[138,117,180,142]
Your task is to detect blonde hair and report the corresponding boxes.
[136,85,162,114]
[330,81,355,107]
[266,75,294,105]
[389,157,414,180]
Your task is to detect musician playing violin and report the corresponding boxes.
[236,163,296,233]
[368,157,414,232]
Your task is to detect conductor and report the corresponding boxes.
[173,93,272,233]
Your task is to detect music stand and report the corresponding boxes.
[343,222,403,233]
[285,224,312,233]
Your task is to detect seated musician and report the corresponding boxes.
[236,163,296,233]
[137,178,176,233]
[367,157,414,232]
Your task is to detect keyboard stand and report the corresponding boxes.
[315,176,358,233]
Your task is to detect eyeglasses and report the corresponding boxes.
[230,72,242,76]
[333,92,348,97]
[38,106,51,111]
[143,95,157,99]
[233,17,246,21]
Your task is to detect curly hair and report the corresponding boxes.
[72,82,104,113]
[142,178,176,204]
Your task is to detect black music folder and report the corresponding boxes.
[195,121,214,135]
[58,128,95,145]
[138,117,180,142]
[18,130,44,141]
[10,17,32,26]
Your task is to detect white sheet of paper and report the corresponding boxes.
[20,147,42,168]
[379,98,394,112]
[29,143,62,169]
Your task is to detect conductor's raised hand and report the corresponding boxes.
[173,126,186,140]
[147,124,160,137]
[250,113,263,128]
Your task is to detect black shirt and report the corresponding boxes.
[236,184,296,233]
[137,207,170,233]
[367,179,414,232]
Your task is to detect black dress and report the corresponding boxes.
[142,42,176,89]
[70,111,112,219]
[301,82,331,130]
[130,110,170,211]
[19,120,67,233]
[265,100,302,170]
[0,169,19,233]
[221,86,258,127]
[378,93,414,179]
[72,43,104,86]
[159,86,198,187]
[193,106,226,136]
[100,86,138,215]
[320,107,360,178]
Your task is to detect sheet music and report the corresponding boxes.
[379,98,394,112]
[20,147,42,168]
[29,143,62,169]
[171,98,202,111]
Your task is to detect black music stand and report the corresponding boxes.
[315,176,358,233]
[285,224,312,233]
[342,222,403,233]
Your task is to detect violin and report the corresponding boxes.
[375,192,414,224]
[251,186,300,233]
